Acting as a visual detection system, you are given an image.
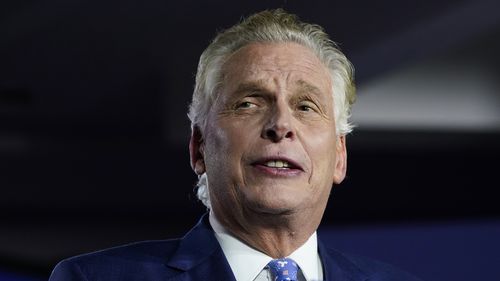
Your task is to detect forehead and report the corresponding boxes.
[220,42,332,95]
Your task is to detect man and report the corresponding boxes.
[50,9,422,281]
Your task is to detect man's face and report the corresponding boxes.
[190,42,346,225]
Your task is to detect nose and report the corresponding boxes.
[261,102,295,142]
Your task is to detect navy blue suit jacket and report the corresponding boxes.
[49,214,422,281]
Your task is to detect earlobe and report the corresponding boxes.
[189,126,206,175]
[332,135,347,184]
[194,158,205,175]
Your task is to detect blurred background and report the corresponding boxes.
[1,0,499,280]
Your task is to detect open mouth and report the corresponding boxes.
[252,157,304,172]
[262,160,294,168]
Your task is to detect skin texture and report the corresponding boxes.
[190,42,347,258]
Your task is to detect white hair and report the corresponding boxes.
[188,9,356,208]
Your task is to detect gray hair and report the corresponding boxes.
[188,9,356,208]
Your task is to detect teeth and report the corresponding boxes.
[265,160,290,168]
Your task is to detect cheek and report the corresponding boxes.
[304,130,338,179]
[205,122,251,172]
[212,125,243,155]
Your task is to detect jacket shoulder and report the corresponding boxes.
[49,239,182,281]
[323,247,424,281]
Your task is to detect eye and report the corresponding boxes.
[236,101,257,109]
[297,101,318,112]
[298,105,313,112]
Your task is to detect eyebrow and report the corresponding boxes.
[231,79,326,100]
[233,80,269,96]
[295,79,324,98]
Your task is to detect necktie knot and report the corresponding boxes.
[267,258,299,281]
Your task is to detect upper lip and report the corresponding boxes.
[251,156,304,171]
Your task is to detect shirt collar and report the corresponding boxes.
[209,211,323,281]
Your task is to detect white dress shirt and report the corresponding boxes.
[209,211,324,281]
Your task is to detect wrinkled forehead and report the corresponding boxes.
[219,42,332,98]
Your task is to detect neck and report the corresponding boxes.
[212,206,324,258]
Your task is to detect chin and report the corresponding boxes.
[245,196,302,215]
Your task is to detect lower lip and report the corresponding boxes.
[252,164,303,177]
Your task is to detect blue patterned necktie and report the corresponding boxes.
[267,258,299,281]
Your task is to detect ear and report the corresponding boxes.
[189,126,206,175]
[332,135,347,184]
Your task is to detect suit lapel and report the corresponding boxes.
[318,239,367,281]
[166,214,236,281]
[166,215,368,281]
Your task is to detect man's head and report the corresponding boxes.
[188,10,355,220]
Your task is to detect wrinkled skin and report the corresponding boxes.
[190,42,347,257]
